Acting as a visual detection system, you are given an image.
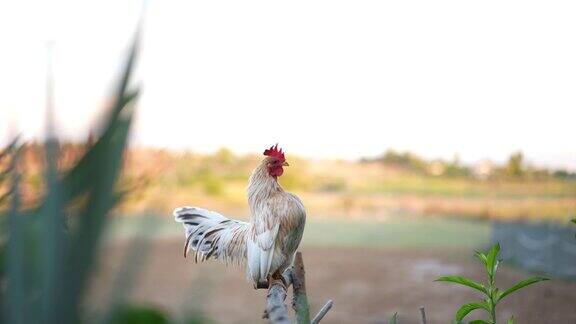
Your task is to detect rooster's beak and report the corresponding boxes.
[282,161,289,167]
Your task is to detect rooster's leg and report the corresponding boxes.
[270,270,288,290]
[255,271,288,290]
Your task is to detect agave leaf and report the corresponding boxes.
[50,30,140,323]
[497,277,549,301]
[60,112,134,323]
[5,146,28,324]
[58,35,139,206]
[0,135,20,161]
[0,188,13,206]
[508,315,514,324]
[486,243,500,276]
[455,302,489,321]
[59,89,138,205]
[435,276,487,294]
[39,138,68,323]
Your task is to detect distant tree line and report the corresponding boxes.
[362,149,576,181]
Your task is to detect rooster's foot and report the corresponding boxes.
[269,271,288,290]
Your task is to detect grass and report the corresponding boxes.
[302,218,491,249]
[368,175,576,199]
[108,215,492,249]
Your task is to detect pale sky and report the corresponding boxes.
[1,1,575,169]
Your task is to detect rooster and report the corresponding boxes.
[174,144,306,289]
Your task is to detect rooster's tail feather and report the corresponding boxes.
[174,206,248,265]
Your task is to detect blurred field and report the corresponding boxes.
[6,143,575,322]
[8,144,574,222]
[118,148,575,222]
[107,216,491,249]
[93,216,576,324]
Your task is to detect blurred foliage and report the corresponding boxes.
[109,305,213,324]
[199,170,224,196]
[366,149,575,182]
[110,305,170,324]
[5,142,576,221]
[0,31,209,324]
[0,33,140,324]
[505,152,524,178]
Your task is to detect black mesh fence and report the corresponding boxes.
[492,221,576,280]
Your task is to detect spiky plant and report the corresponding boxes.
[0,30,141,324]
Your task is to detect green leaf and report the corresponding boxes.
[39,138,67,321]
[492,287,500,300]
[475,251,487,266]
[508,315,514,324]
[49,29,140,323]
[571,218,576,225]
[498,277,549,301]
[469,320,490,324]
[486,243,500,276]
[389,312,398,324]
[455,302,489,321]
[435,276,487,294]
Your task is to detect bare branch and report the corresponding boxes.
[311,299,334,324]
[291,252,311,324]
[266,282,291,324]
[264,253,334,324]
[264,268,294,323]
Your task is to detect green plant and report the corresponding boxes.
[388,312,398,324]
[435,243,548,324]
[0,25,212,324]
[110,305,170,324]
[0,27,169,324]
[3,56,136,320]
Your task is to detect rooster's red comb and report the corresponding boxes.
[263,144,285,161]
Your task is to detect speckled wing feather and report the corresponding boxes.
[247,193,306,285]
[174,206,249,265]
[247,205,280,285]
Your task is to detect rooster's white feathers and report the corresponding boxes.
[174,154,306,287]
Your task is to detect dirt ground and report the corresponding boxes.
[92,239,576,324]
